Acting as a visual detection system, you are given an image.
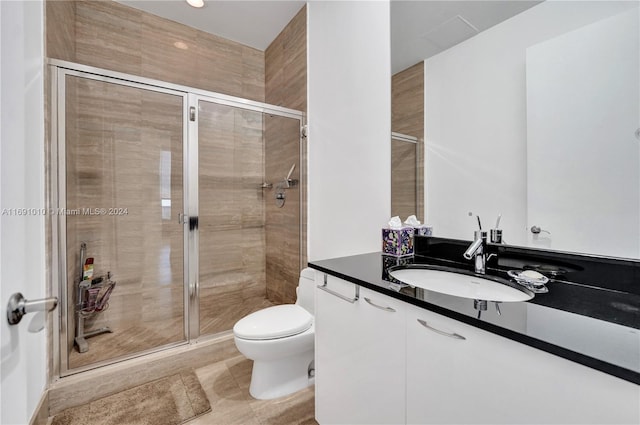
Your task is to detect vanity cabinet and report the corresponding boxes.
[315,274,406,425]
[406,303,638,424]
[315,273,639,425]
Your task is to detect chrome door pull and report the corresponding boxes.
[417,319,466,340]
[317,274,359,304]
[364,297,396,312]
[530,225,551,235]
[7,293,58,325]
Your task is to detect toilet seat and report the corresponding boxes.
[233,304,312,340]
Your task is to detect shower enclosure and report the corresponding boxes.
[391,132,423,221]
[51,61,305,375]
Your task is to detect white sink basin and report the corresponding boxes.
[389,268,533,302]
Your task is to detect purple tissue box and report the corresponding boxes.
[382,227,414,257]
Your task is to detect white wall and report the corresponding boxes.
[424,0,637,246]
[526,8,639,258]
[307,1,391,260]
[0,1,47,424]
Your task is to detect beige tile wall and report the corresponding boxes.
[197,102,267,335]
[265,6,307,111]
[46,0,75,62]
[391,139,418,220]
[47,0,265,102]
[46,0,307,369]
[391,62,424,222]
[264,6,307,303]
[264,116,302,303]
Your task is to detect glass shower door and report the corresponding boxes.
[62,73,187,371]
[197,100,272,337]
[391,135,419,220]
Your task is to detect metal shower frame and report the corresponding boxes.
[49,59,306,378]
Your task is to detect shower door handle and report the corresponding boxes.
[178,214,198,230]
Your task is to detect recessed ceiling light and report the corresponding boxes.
[173,41,189,50]
[186,0,204,8]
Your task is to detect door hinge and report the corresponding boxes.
[189,106,196,122]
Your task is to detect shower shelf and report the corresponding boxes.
[77,279,116,315]
[75,243,116,354]
[75,276,116,353]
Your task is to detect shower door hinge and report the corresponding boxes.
[189,106,196,122]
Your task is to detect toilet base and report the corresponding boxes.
[249,349,314,399]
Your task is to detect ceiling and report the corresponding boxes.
[391,1,542,74]
[115,0,306,51]
[116,0,542,73]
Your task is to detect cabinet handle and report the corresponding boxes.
[364,297,396,312]
[317,274,360,304]
[417,319,466,340]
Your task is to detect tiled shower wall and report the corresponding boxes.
[46,0,307,365]
[264,6,307,303]
[391,62,424,222]
[46,0,265,101]
[197,102,268,336]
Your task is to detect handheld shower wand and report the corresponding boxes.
[275,163,298,208]
[284,163,296,188]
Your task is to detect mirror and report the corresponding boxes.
[391,62,424,222]
[391,0,640,259]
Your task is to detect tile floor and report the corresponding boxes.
[68,294,274,369]
[191,355,317,425]
[48,353,317,425]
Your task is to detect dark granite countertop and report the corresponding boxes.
[309,251,640,385]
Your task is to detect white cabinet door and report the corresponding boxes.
[406,304,639,424]
[315,274,406,424]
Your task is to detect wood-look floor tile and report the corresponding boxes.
[249,387,317,425]
[193,359,260,425]
[67,293,272,370]
[225,356,253,390]
[193,355,317,425]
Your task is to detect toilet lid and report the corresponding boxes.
[233,304,313,340]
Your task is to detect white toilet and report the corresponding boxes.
[233,268,316,400]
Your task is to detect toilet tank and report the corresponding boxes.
[295,268,316,315]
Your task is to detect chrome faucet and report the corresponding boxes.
[464,230,488,274]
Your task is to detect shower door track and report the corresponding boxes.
[49,59,304,118]
[50,59,306,379]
